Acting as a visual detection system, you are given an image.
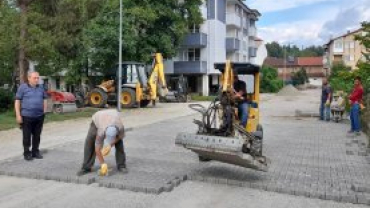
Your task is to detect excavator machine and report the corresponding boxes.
[175,61,269,171]
[88,53,168,108]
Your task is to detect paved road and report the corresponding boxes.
[0,89,369,208]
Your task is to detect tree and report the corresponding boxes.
[266,42,324,58]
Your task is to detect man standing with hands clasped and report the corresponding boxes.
[15,71,48,161]
[77,109,127,176]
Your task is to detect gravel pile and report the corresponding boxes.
[276,84,302,96]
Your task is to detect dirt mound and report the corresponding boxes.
[277,84,302,96]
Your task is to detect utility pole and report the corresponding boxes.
[117,0,123,112]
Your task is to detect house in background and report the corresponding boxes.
[323,28,366,71]
[264,56,325,86]
[165,0,261,96]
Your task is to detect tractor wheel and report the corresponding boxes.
[89,88,108,108]
[140,100,151,108]
[120,88,136,108]
[178,95,187,103]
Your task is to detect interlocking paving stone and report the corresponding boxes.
[0,115,369,204]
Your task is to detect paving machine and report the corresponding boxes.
[160,74,191,103]
[88,53,168,108]
[175,61,269,171]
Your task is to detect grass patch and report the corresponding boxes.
[0,108,100,131]
[191,95,217,101]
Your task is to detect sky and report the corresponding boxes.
[244,0,370,47]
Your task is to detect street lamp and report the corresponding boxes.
[117,0,123,112]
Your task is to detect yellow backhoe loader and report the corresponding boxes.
[176,61,269,171]
[88,53,168,108]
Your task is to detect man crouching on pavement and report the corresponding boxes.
[77,109,127,176]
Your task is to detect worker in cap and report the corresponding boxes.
[77,109,127,176]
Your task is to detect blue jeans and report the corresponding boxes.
[238,103,249,127]
[350,103,361,132]
[320,103,330,121]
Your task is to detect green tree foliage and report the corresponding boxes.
[0,2,19,86]
[84,0,203,75]
[291,67,309,86]
[260,66,284,93]
[0,0,203,87]
[266,42,324,58]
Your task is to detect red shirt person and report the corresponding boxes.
[348,76,363,134]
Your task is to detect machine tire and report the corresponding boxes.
[89,88,108,108]
[257,124,263,139]
[75,95,84,108]
[256,124,263,156]
[199,155,211,162]
[120,88,136,108]
[178,95,187,103]
[140,100,151,108]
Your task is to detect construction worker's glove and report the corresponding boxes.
[325,100,330,106]
[98,163,108,176]
[101,145,111,157]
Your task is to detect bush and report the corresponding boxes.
[261,66,284,93]
[291,67,309,86]
[0,88,14,112]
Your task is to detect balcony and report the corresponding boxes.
[226,13,241,28]
[174,61,207,74]
[249,26,256,37]
[182,33,207,48]
[226,38,240,52]
[249,47,257,57]
[243,28,248,36]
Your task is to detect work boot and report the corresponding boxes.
[32,152,43,159]
[76,168,91,176]
[117,166,128,174]
[24,154,33,161]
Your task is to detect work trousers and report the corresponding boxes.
[81,122,126,170]
[350,103,361,132]
[22,115,45,156]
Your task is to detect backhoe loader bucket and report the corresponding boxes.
[176,132,269,172]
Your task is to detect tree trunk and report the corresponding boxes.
[17,0,33,84]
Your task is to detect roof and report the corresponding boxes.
[254,37,263,41]
[324,28,363,46]
[264,57,323,67]
[263,57,298,67]
[214,62,260,74]
[297,57,323,66]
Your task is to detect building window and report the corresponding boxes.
[349,41,355,49]
[344,42,350,49]
[349,55,355,61]
[334,40,343,49]
[250,19,255,27]
[188,48,200,61]
[55,77,60,90]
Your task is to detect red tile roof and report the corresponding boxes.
[297,57,323,66]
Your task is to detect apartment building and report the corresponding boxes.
[165,0,261,96]
[324,28,366,71]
